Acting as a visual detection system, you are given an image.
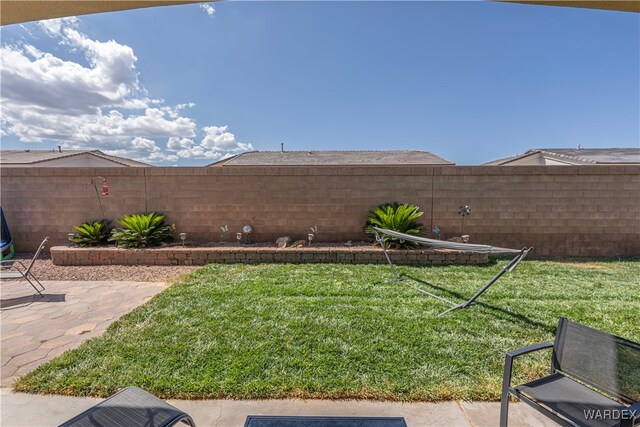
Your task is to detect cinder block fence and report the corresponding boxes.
[2,165,638,257]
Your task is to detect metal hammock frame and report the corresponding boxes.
[372,227,533,316]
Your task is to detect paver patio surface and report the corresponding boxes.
[1,280,166,386]
[0,388,556,427]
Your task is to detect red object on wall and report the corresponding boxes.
[102,178,109,196]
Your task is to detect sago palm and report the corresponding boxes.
[364,202,424,248]
[109,212,173,248]
[72,220,111,247]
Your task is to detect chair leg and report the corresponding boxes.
[27,272,45,293]
[23,275,43,297]
[499,389,510,427]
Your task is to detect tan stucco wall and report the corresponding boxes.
[1,165,638,256]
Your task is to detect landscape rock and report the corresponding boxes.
[276,236,291,248]
[291,240,306,247]
[447,236,464,243]
[9,253,197,282]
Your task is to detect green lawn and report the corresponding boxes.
[15,259,639,401]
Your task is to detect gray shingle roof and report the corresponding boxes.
[482,154,521,166]
[211,150,454,166]
[537,148,640,164]
[0,150,150,166]
[484,148,640,165]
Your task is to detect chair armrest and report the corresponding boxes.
[620,402,640,427]
[0,260,27,271]
[502,341,554,393]
[506,341,554,359]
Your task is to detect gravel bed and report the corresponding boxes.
[7,253,199,282]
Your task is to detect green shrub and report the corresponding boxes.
[72,220,111,247]
[364,202,424,249]
[109,212,174,248]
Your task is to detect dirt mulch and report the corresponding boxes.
[7,253,199,282]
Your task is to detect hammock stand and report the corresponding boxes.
[372,227,533,316]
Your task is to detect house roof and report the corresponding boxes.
[482,154,521,166]
[209,150,454,167]
[483,148,640,165]
[0,150,151,167]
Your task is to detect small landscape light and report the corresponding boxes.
[242,224,253,245]
[308,233,314,246]
[67,233,75,247]
[458,204,471,235]
[179,232,187,247]
[236,232,242,245]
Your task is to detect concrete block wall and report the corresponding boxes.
[1,165,638,256]
[430,166,640,256]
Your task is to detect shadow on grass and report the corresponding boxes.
[367,258,501,285]
[401,274,551,332]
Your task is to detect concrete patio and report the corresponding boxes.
[1,388,555,426]
[1,280,166,386]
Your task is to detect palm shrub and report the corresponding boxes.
[109,212,173,248]
[72,220,111,247]
[364,202,424,249]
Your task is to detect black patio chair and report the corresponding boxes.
[59,387,195,427]
[500,317,640,427]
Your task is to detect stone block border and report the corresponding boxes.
[50,246,489,266]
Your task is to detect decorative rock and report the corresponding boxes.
[447,236,464,243]
[291,240,306,247]
[461,235,470,243]
[344,241,353,247]
[276,236,291,248]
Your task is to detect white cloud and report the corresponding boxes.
[0,16,251,165]
[167,137,195,150]
[165,126,253,160]
[201,125,253,152]
[200,4,216,17]
[38,17,79,37]
[101,137,166,163]
[176,102,196,110]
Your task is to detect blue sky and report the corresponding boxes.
[1,1,638,165]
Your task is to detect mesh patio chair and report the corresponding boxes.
[500,318,640,427]
[0,237,48,296]
[59,386,195,427]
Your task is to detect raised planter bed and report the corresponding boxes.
[50,245,489,266]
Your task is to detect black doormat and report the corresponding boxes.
[244,416,408,427]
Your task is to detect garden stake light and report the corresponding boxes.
[458,204,471,235]
[242,224,253,244]
[432,225,441,240]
